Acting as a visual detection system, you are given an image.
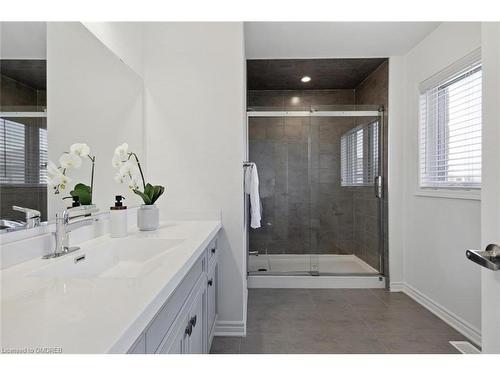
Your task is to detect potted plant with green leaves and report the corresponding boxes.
[47,143,95,205]
[112,143,165,231]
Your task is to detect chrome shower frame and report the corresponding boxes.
[244,107,386,280]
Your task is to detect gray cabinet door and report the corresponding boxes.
[207,262,217,339]
[158,317,187,354]
[186,285,206,354]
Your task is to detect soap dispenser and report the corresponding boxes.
[110,195,127,238]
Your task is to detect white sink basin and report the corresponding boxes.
[30,238,184,279]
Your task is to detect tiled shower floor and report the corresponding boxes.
[248,254,378,274]
[210,289,470,354]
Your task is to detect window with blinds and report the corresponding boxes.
[340,120,379,186]
[0,118,48,185]
[419,49,482,189]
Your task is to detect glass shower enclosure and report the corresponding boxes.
[247,105,385,277]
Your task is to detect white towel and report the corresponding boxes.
[244,163,261,229]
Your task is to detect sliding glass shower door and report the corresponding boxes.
[247,106,384,276]
[308,113,382,275]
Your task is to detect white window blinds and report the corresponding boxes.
[419,49,482,189]
[39,127,48,184]
[0,118,25,184]
[341,120,379,186]
[0,118,47,185]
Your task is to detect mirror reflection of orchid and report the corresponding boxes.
[112,143,165,205]
[47,143,95,205]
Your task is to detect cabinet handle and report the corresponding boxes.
[208,279,213,286]
[190,315,197,328]
[211,248,216,254]
[185,323,192,337]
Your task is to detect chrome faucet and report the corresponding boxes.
[43,205,99,259]
[12,206,41,229]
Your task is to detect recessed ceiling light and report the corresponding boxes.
[301,76,311,83]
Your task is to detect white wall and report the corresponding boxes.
[387,55,406,285]
[244,22,440,59]
[83,22,144,78]
[47,22,144,218]
[390,23,482,340]
[0,22,46,59]
[143,23,247,331]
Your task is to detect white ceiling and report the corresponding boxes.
[0,22,46,59]
[244,22,440,59]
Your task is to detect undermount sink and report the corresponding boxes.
[30,238,185,279]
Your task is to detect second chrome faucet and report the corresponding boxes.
[43,205,99,259]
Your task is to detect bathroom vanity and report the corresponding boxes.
[128,225,220,354]
[0,220,221,354]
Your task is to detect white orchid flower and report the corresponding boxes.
[114,143,129,158]
[59,174,72,191]
[47,173,62,187]
[114,171,125,184]
[112,153,123,168]
[70,143,90,157]
[48,171,71,189]
[59,152,82,169]
[128,175,140,191]
[46,160,60,178]
[119,160,137,177]
[61,174,71,183]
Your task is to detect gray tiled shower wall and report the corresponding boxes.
[247,62,388,271]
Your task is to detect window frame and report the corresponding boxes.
[416,50,482,200]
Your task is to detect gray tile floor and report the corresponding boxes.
[210,288,469,354]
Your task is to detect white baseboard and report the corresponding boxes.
[248,275,385,289]
[213,320,246,337]
[389,281,405,292]
[243,286,248,328]
[450,341,481,354]
[390,281,481,346]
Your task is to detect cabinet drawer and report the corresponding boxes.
[145,253,205,353]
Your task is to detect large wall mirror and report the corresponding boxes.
[0,22,144,234]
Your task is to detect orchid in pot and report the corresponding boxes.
[112,143,165,231]
[47,143,95,205]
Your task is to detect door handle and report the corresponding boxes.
[185,323,192,336]
[208,278,213,286]
[190,315,197,328]
[374,176,383,199]
[466,244,500,271]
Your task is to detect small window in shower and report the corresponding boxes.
[340,121,379,187]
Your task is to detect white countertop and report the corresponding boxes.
[0,220,221,354]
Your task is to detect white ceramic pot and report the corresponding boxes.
[137,204,159,231]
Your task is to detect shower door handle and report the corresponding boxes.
[374,176,383,199]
